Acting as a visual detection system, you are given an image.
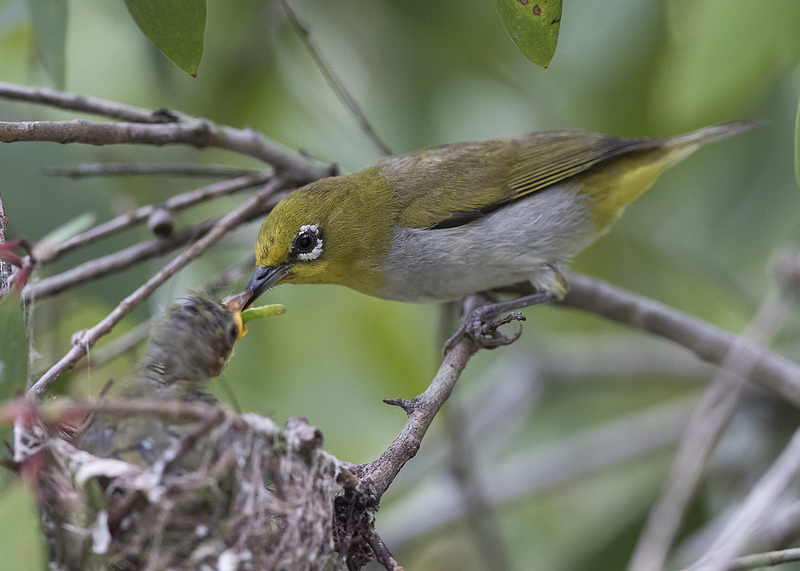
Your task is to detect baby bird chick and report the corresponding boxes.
[76,292,241,466]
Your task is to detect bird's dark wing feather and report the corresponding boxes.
[382,130,660,229]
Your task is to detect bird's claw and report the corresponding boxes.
[444,307,526,353]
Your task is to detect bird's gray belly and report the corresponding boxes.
[379,185,595,302]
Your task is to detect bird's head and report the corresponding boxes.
[243,172,394,307]
[127,292,240,401]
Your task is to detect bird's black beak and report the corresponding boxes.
[242,265,290,309]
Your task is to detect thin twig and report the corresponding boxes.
[381,397,695,547]
[22,192,280,303]
[627,283,795,571]
[358,332,480,497]
[23,219,216,302]
[387,354,544,499]
[46,171,275,263]
[367,530,404,571]
[25,206,268,302]
[52,252,256,387]
[436,303,512,571]
[45,163,261,179]
[279,0,392,155]
[26,177,288,398]
[206,254,257,296]
[340,309,521,569]
[443,402,512,571]
[683,547,800,571]
[75,319,152,369]
[689,426,800,569]
[560,273,800,408]
[0,191,10,297]
[46,397,230,422]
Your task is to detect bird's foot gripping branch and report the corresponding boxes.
[447,287,563,352]
[445,308,528,353]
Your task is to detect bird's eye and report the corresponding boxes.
[229,324,239,340]
[292,224,323,261]
[295,231,316,252]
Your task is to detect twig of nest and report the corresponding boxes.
[32,403,354,570]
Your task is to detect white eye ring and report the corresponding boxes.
[295,224,323,261]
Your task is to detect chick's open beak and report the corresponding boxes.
[221,290,252,340]
[242,265,289,309]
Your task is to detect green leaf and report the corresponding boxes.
[795,93,800,191]
[26,0,68,87]
[494,0,562,68]
[124,0,206,77]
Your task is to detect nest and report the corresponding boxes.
[34,404,354,570]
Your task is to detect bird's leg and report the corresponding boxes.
[444,290,557,352]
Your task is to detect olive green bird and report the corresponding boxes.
[241,122,758,340]
[76,292,241,466]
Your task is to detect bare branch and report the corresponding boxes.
[386,355,544,498]
[683,547,800,571]
[560,273,800,408]
[0,191,10,297]
[444,402,512,571]
[382,397,695,547]
[0,119,319,177]
[332,311,516,567]
[46,396,229,422]
[45,163,261,179]
[26,177,288,398]
[358,334,479,497]
[41,172,275,264]
[367,531,404,571]
[689,427,800,569]
[24,219,216,302]
[437,301,513,570]
[0,80,175,123]
[22,192,281,301]
[627,282,795,571]
[0,82,330,180]
[206,254,257,296]
[80,319,151,369]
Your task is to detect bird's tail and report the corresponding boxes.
[661,120,763,165]
[582,120,761,229]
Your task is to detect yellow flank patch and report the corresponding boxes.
[577,151,670,230]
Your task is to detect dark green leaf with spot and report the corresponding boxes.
[494,0,562,68]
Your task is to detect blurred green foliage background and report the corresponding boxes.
[2,0,800,569]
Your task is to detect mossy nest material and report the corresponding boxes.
[37,404,353,570]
